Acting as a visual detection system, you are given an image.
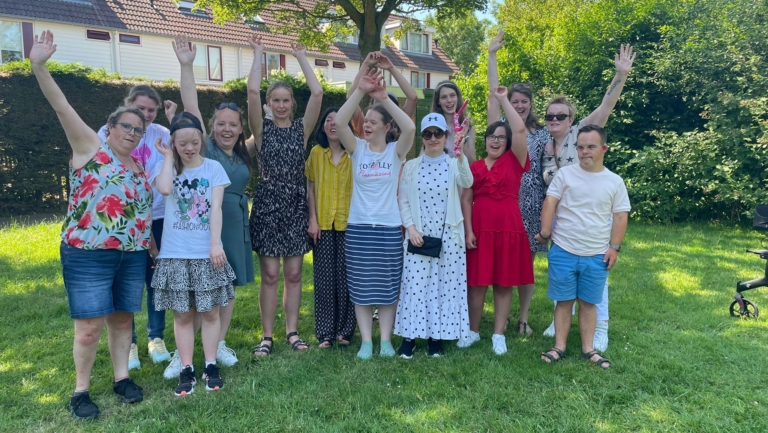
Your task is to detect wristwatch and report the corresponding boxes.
[609,244,621,252]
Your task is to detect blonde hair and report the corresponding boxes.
[546,95,576,118]
[265,81,296,121]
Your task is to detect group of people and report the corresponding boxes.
[29,27,633,420]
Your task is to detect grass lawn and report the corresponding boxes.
[2,221,768,432]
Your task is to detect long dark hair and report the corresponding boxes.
[315,107,351,149]
[432,81,467,124]
[508,83,544,130]
[207,105,252,174]
[484,121,513,151]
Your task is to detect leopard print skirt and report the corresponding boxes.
[152,258,235,313]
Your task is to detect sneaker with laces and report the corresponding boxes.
[542,321,556,337]
[128,343,141,370]
[175,366,196,396]
[164,350,183,379]
[491,334,508,355]
[113,377,143,403]
[68,392,99,420]
[148,338,171,363]
[203,364,224,391]
[427,338,444,357]
[457,331,480,348]
[216,340,238,366]
[397,339,416,359]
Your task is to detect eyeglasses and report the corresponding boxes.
[421,130,446,140]
[544,113,569,121]
[511,82,532,90]
[117,122,145,136]
[486,135,507,142]
[217,102,240,111]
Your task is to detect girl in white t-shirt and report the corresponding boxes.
[335,68,416,360]
[151,112,235,396]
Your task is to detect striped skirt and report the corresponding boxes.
[345,224,403,306]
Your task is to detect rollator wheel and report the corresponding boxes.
[730,299,759,319]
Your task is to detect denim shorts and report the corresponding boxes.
[60,242,147,319]
[547,243,608,305]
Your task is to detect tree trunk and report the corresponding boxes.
[355,18,385,109]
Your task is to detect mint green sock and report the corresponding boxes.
[357,341,373,360]
[380,340,395,357]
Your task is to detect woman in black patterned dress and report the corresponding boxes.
[487,30,550,337]
[247,37,324,355]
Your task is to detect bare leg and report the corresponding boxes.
[199,307,221,362]
[467,286,487,333]
[355,305,373,342]
[377,303,398,341]
[174,310,196,367]
[282,255,306,349]
[73,317,106,391]
[492,285,513,335]
[105,312,133,381]
[578,299,597,354]
[517,254,535,334]
[541,299,575,362]
[218,293,235,342]
[258,256,281,346]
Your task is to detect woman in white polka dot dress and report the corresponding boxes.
[394,113,473,358]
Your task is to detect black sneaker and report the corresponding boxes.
[68,391,99,420]
[203,364,224,391]
[427,338,444,357]
[398,339,416,359]
[113,377,143,403]
[175,366,196,396]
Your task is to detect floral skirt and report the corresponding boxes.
[151,258,235,313]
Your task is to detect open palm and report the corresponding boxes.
[290,42,307,58]
[358,68,382,93]
[29,31,57,65]
[172,34,196,65]
[489,30,505,54]
[615,44,636,73]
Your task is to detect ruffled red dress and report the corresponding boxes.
[467,150,535,286]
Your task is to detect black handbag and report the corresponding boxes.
[407,220,446,258]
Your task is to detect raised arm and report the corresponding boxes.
[492,86,527,165]
[348,52,377,99]
[153,138,175,196]
[369,78,415,160]
[463,126,477,164]
[163,100,178,124]
[30,31,100,165]
[582,44,636,128]
[172,34,206,135]
[376,54,418,119]
[487,30,505,124]
[337,69,383,155]
[292,42,323,148]
[246,34,265,155]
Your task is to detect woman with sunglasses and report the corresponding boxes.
[461,86,533,355]
[168,34,259,371]
[31,31,149,419]
[487,30,550,337]
[394,113,472,358]
[539,44,636,352]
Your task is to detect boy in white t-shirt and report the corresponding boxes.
[535,125,630,370]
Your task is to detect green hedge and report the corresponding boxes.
[0,61,348,216]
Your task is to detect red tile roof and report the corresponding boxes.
[0,0,458,74]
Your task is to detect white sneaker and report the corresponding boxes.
[593,322,609,352]
[456,331,480,348]
[128,343,141,370]
[542,321,556,337]
[163,350,182,379]
[491,334,507,355]
[216,340,238,366]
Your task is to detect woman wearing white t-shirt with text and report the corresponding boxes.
[335,68,416,360]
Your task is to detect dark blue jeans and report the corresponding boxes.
[132,218,166,344]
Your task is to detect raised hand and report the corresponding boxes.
[491,85,508,101]
[362,51,380,68]
[154,137,173,158]
[376,54,394,71]
[358,67,383,93]
[290,42,307,58]
[29,31,57,66]
[172,34,196,65]
[615,44,636,74]
[164,100,178,122]
[368,75,388,102]
[489,29,505,54]
[248,34,265,53]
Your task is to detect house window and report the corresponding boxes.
[191,44,223,81]
[86,30,111,41]
[207,46,222,81]
[332,61,346,69]
[383,70,393,86]
[119,34,141,45]
[265,53,281,76]
[406,32,429,54]
[315,59,329,67]
[177,1,196,11]
[0,20,23,64]
[411,71,427,88]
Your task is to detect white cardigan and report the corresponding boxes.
[398,154,473,246]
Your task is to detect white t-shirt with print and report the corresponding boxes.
[154,158,231,259]
[347,138,403,227]
[547,164,630,256]
[99,122,171,220]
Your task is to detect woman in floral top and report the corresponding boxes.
[31,31,152,420]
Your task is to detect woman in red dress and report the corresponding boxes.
[460,86,534,355]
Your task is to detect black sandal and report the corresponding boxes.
[541,347,566,363]
[518,321,533,336]
[286,332,309,351]
[582,350,611,369]
[319,337,334,348]
[252,337,273,357]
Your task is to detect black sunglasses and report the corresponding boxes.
[421,130,446,140]
[544,113,569,121]
[217,102,240,111]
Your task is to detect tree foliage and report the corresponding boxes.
[424,11,490,75]
[459,0,768,223]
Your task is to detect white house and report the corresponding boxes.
[0,0,459,89]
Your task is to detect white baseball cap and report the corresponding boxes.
[420,112,448,132]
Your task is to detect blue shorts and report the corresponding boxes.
[60,242,147,319]
[547,243,608,305]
